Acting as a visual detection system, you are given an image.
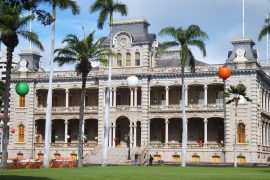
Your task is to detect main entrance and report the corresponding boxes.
[115,117,130,147]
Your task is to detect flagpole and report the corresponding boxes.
[242,0,245,38]
[267,13,269,64]
[29,12,32,51]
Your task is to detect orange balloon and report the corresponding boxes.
[218,66,231,80]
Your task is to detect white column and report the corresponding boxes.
[103,88,106,107]
[134,124,137,147]
[82,120,85,138]
[266,93,268,112]
[129,124,133,147]
[110,88,113,107]
[204,85,208,106]
[113,124,116,147]
[185,85,189,106]
[263,123,266,146]
[165,119,169,145]
[64,120,68,143]
[149,87,151,106]
[130,89,134,106]
[204,118,208,144]
[109,124,112,147]
[113,88,117,107]
[148,120,151,143]
[266,123,269,146]
[262,123,264,145]
[35,90,38,109]
[134,88,138,106]
[65,89,69,108]
[165,86,169,107]
[263,91,266,110]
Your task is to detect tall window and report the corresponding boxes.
[52,96,58,107]
[126,53,131,66]
[237,123,245,143]
[18,124,24,143]
[117,53,122,67]
[135,52,140,66]
[19,95,25,107]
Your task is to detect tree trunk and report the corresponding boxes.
[181,66,187,167]
[43,4,56,168]
[0,47,14,169]
[78,75,87,167]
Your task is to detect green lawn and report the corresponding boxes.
[0,166,269,180]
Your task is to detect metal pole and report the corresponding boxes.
[242,0,245,38]
[128,133,131,160]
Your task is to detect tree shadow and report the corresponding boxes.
[0,175,52,180]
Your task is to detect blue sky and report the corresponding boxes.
[2,0,270,71]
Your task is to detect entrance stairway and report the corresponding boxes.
[83,146,138,165]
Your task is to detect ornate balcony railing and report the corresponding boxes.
[111,105,142,112]
[148,142,224,149]
[149,104,224,112]
[34,142,98,148]
[258,145,270,152]
[35,106,98,113]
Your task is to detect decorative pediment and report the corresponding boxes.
[113,31,133,48]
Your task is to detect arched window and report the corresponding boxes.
[237,123,245,143]
[18,124,24,143]
[172,155,180,162]
[126,52,131,66]
[191,155,200,162]
[117,53,122,67]
[237,155,246,163]
[19,95,25,107]
[135,52,140,66]
[211,156,221,163]
[71,153,77,161]
[153,155,161,161]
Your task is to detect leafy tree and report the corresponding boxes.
[54,31,111,167]
[158,25,208,167]
[224,84,251,168]
[0,2,43,169]
[90,0,128,166]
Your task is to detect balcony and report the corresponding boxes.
[148,142,224,150]
[149,104,224,112]
[35,106,98,114]
[111,105,142,112]
[34,142,98,149]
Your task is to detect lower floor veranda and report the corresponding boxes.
[34,116,224,148]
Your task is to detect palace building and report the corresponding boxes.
[3,19,270,164]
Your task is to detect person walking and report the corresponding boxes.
[149,154,153,166]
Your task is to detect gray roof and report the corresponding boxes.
[156,58,208,68]
[102,19,156,45]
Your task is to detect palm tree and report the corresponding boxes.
[90,0,128,166]
[0,3,44,169]
[224,84,251,168]
[54,31,110,167]
[41,0,80,168]
[159,25,208,167]
[258,16,270,41]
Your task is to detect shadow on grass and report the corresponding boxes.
[0,175,52,180]
[259,169,270,173]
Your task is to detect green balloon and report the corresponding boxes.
[55,136,59,140]
[16,82,29,96]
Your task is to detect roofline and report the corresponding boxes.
[112,19,150,26]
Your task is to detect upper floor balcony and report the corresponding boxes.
[34,83,224,114]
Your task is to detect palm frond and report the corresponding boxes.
[156,41,179,57]
[159,27,177,39]
[54,56,77,66]
[189,39,207,57]
[113,3,128,16]
[57,0,80,15]
[18,31,44,50]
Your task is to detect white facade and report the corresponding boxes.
[4,20,270,164]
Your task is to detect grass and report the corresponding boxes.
[0,166,269,180]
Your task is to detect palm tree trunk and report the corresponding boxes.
[43,4,56,168]
[78,75,87,167]
[234,103,237,168]
[181,72,187,167]
[0,47,14,169]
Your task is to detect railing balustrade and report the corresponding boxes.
[35,106,98,113]
[34,142,98,148]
